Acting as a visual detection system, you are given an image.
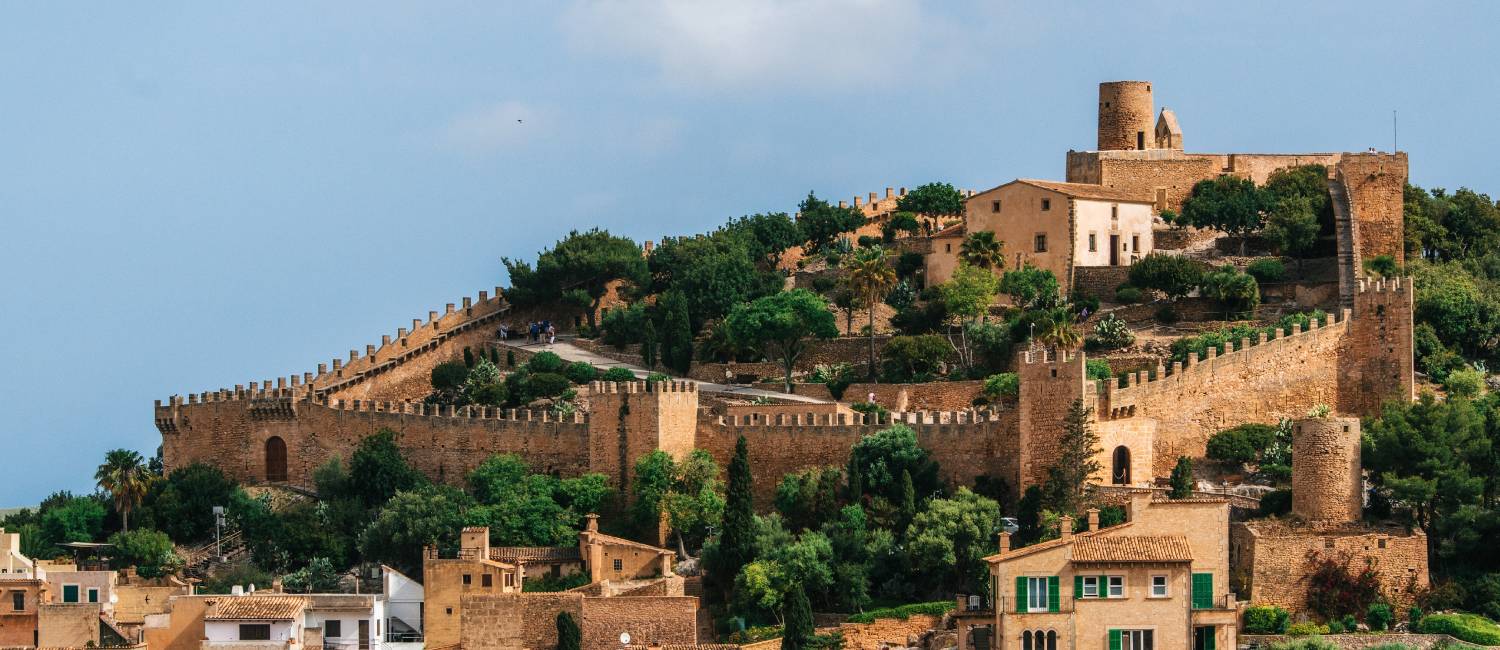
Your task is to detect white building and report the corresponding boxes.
[0,528,40,580]
[305,594,384,650]
[380,566,422,643]
[203,595,308,650]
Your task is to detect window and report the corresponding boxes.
[1022,630,1058,650]
[1041,198,1051,211]
[481,574,492,588]
[326,620,342,638]
[1378,539,1387,549]
[1019,576,1057,613]
[1131,234,1140,253]
[1111,629,1154,650]
[1034,234,1047,253]
[504,573,514,588]
[1150,575,1168,597]
[613,559,623,572]
[1191,573,1214,609]
[12,591,23,611]
[239,624,272,641]
[461,574,471,586]
[1107,576,1124,598]
[945,243,951,253]
[1111,205,1119,220]
[87,588,99,604]
[62,584,78,603]
[992,200,1001,213]
[1088,233,1097,252]
[1081,576,1099,598]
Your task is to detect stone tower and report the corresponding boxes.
[1097,81,1155,151]
[1291,416,1362,523]
[1017,347,1091,488]
[586,381,699,496]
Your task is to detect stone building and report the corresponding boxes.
[1231,417,1430,615]
[986,492,1238,650]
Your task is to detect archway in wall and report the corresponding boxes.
[265,436,288,483]
[1112,445,1131,485]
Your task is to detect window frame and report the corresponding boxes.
[461,574,471,586]
[325,619,342,638]
[1107,575,1124,598]
[992,200,1001,213]
[87,588,100,603]
[1121,628,1154,650]
[1034,233,1047,253]
[1088,232,1097,252]
[238,624,272,641]
[12,591,24,611]
[1082,576,1099,598]
[62,583,79,603]
[1041,198,1051,212]
[481,573,492,588]
[1026,577,1049,613]
[1150,575,1168,598]
[612,558,623,572]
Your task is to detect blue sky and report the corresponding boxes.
[2,1,1496,506]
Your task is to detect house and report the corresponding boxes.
[202,595,309,650]
[421,526,525,649]
[0,527,46,648]
[577,514,675,584]
[379,566,423,643]
[304,594,384,650]
[488,546,583,582]
[923,223,967,285]
[928,179,1155,295]
[985,492,1238,650]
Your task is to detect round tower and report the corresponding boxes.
[1291,416,1362,523]
[1097,81,1155,151]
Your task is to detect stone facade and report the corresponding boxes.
[1097,81,1155,152]
[837,614,942,650]
[1230,520,1429,615]
[1291,417,1362,523]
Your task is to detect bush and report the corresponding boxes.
[895,252,925,280]
[564,361,599,385]
[1244,605,1290,634]
[527,351,565,374]
[1443,367,1485,398]
[600,304,648,348]
[1256,489,1292,517]
[1267,639,1336,650]
[1113,285,1144,304]
[1085,359,1112,382]
[983,373,1019,399]
[1206,423,1277,466]
[844,601,954,624]
[1418,613,1500,645]
[600,367,637,383]
[809,363,856,400]
[107,529,182,578]
[523,372,571,402]
[645,372,671,383]
[1365,254,1400,278]
[1129,252,1204,301]
[880,335,952,382]
[1090,313,1135,350]
[1201,264,1261,317]
[1367,602,1394,631]
[1248,258,1287,283]
[431,361,470,390]
[1285,622,1329,636]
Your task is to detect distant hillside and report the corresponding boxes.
[0,506,30,518]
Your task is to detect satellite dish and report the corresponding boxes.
[619,632,631,645]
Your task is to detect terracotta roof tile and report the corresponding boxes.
[205,596,307,621]
[1012,179,1155,203]
[490,546,582,563]
[931,223,965,239]
[984,523,1132,563]
[586,532,672,555]
[1071,535,1192,563]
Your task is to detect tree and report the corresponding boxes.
[347,429,429,509]
[726,212,803,268]
[1363,395,1489,541]
[41,496,106,546]
[281,557,341,593]
[1000,265,1060,310]
[359,484,474,576]
[1035,306,1082,350]
[796,192,866,252]
[1264,196,1321,268]
[723,289,838,394]
[468,454,608,547]
[96,449,151,532]
[660,290,694,375]
[905,488,1002,596]
[555,611,581,650]
[502,229,648,329]
[641,318,658,367]
[879,334,952,382]
[959,231,1006,271]
[1041,399,1101,515]
[775,467,843,533]
[848,424,941,504]
[1169,457,1194,499]
[1200,265,1261,318]
[1128,252,1204,302]
[107,528,182,578]
[708,436,755,605]
[843,246,898,377]
[940,263,1001,371]
[781,581,815,650]
[661,450,726,554]
[1263,165,1333,235]
[897,182,965,219]
[1178,175,1268,255]
[882,212,921,242]
[647,228,784,332]
[138,463,239,543]
[463,359,508,407]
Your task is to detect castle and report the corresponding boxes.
[154,81,1415,508]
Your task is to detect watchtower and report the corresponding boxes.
[1097,81,1155,151]
[1291,416,1362,523]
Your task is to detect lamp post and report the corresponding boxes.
[212,506,225,561]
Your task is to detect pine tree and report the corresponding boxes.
[641,319,659,368]
[1169,456,1194,499]
[711,436,755,605]
[555,611,581,650]
[781,581,815,650]
[1041,399,1102,516]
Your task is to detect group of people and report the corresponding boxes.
[499,320,555,345]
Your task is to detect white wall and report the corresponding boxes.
[307,600,384,650]
[204,619,299,643]
[1071,199,1154,267]
[382,567,423,635]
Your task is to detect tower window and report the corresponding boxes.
[1034,234,1047,253]
[992,200,1001,213]
[1040,198,1051,211]
[1088,233,1097,252]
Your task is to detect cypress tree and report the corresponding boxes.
[1169,456,1194,499]
[713,436,755,605]
[781,581,814,650]
[506,349,516,368]
[642,319,659,368]
[463,347,475,368]
[1041,398,1102,516]
[898,469,916,534]
[662,291,693,375]
[555,611,581,650]
[846,457,864,503]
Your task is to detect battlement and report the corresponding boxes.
[1020,347,1082,365]
[1356,277,1408,295]
[588,380,698,394]
[713,409,1004,428]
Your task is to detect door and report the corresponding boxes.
[358,619,370,650]
[1109,235,1120,266]
[265,436,288,482]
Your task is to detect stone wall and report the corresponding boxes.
[579,596,698,650]
[1291,417,1362,523]
[1072,265,1131,301]
[458,592,582,650]
[38,603,101,648]
[837,614,941,650]
[1231,521,1429,615]
[1338,153,1408,266]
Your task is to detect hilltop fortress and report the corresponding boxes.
[155,81,1415,506]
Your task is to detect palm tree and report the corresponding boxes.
[842,247,898,377]
[1036,306,1082,350]
[959,231,1006,271]
[96,449,150,532]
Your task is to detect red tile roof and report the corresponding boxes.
[1071,535,1193,563]
[1012,179,1155,203]
[205,596,307,621]
[490,546,582,563]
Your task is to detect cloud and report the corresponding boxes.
[437,100,546,153]
[561,0,968,91]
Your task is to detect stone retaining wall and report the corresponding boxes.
[837,614,941,650]
[1240,633,1473,649]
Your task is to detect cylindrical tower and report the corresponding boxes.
[1291,416,1362,523]
[1097,81,1155,151]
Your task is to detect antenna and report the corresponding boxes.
[1393,110,1398,153]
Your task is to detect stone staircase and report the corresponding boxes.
[1329,173,1360,309]
[178,529,247,580]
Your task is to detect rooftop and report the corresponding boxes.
[205,596,307,621]
[1011,179,1155,203]
[490,546,582,564]
[1071,535,1193,563]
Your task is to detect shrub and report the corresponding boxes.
[1090,313,1134,350]
[895,251,925,279]
[107,529,182,578]
[600,304,648,348]
[849,402,888,419]
[983,373,1019,399]
[1248,258,1287,283]
[1306,552,1382,621]
[1366,602,1394,631]
[506,350,516,367]
[1285,622,1329,636]
[844,601,954,624]
[1085,359,1112,382]
[431,361,470,390]
[857,235,882,248]
[1206,423,1277,466]
[811,275,838,294]
[1326,618,1345,633]
[809,363,856,400]
[463,347,475,368]
[1256,489,1292,517]
[1443,366,1485,398]
[527,351,565,374]
[523,372,571,402]
[1365,254,1400,278]
[1129,252,1204,301]
[1267,639,1336,650]
[1201,264,1261,317]
[564,361,598,385]
[1244,605,1290,634]
[880,334,952,382]
[645,372,671,383]
[1113,285,1144,304]
[600,367,636,383]
[1418,613,1500,645]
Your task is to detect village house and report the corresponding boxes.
[0,529,45,648]
[201,595,309,650]
[986,492,1238,650]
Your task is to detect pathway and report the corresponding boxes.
[497,338,831,404]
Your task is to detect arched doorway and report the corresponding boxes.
[1112,445,1131,485]
[265,436,288,482]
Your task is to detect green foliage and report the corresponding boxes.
[1267,637,1335,650]
[781,582,815,650]
[641,318,658,367]
[1264,196,1322,260]
[1418,613,1500,645]
[706,437,755,606]
[843,246,899,376]
[1169,311,1327,363]
[1414,322,1465,381]
[1410,260,1500,361]
[564,361,598,385]
[883,212,921,242]
[1089,313,1134,351]
[527,351,565,374]
[726,212,803,268]
[347,429,428,509]
[556,611,582,650]
[879,334,952,382]
[502,228,647,328]
[966,321,1013,374]
[41,496,106,545]
[1113,285,1144,304]
[1306,552,1384,621]
[1169,456,1193,498]
[506,349,515,367]
[201,563,274,595]
[959,231,1006,270]
[775,467,843,533]
[431,361,469,390]
[1443,366,1486,398]
[467,454,608,547]
[808,363,856,400]
[522,372,571,402]
[905,489,1000,596]
[894,251,925,280]
[1085,359,1112,382]
[1284,622,1330,636]
[1257,489,1292,517]
[521,572,590,593]
[1366,254,1400,278]
[281,557,341,593]
[1129,253,1204,301]
[1178,175,1268,253]
[660,290,695,375]
[999,265,1060,310]
[1367,602,1394,631]
[723,289,838,393]
[797,192,867,252]
[463,359,507,407]
[107,529,182,578]
[96,448,151,532]
[1206,423,1278,467]
[600,303,649,348]
[1264,165,1333,231]
[648,222,786,333]
[1039,400,1100,516]
[845,601,955,624]
[1363,394,1489,534]
[601,367,636,382]
[1247,258,1288,283]
[138,463,239,543]
[463,347,475,368]
[359,484,474,576]
[1201,265,1261,317]
[849,425,940,504]
[983,373,1019,399]
[896,183,965,217]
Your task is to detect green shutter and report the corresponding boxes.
[1100,575,1109,597]
[1016,576,1027,612]
[1047,576,1060,612]
[1192,573,1214,609]
[1205,626,1216,650]
[1074,575,1083,599]
[1108,629,1122,650]
[62,585,78,603]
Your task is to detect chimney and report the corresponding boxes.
[997,531,1011,556]
[1059,515,1074,540]
[585,513,600,533]
[1086,508,1100,532]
